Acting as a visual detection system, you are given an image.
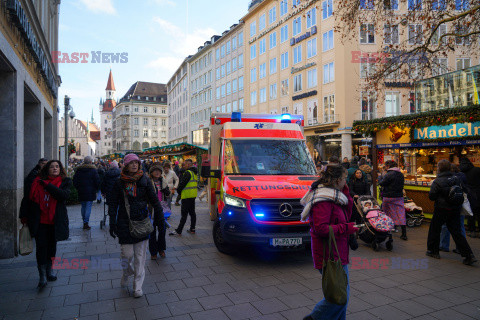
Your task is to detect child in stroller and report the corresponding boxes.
[355,195,394,251]
[403,190,424,227]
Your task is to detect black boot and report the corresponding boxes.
[37,265,47,288]
[463,254,478,266]
[400,225,408,240]
[46,261,57,282]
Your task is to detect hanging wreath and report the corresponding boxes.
[68,140,76,154]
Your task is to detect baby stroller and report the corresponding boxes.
[403,191,424,227]
[354,195,394,252]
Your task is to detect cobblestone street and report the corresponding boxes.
[1,200,480,320]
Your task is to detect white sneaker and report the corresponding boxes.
[169,230,181,236]
[134,290,143,298]
[120,275,129,288]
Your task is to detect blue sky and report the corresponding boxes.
[58,0,248,123]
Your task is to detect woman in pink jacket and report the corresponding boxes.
[301,164,358,320]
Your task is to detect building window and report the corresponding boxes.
[153,130,158,138]
[125,106,130,113]
[259,87,267,103]
[251,91,257,106]
[259,63,266,79]
[323,30,334,51]
[250,44,257,59]
[306,8,316,28]
[238,54,244,68]
[322,0,333,19]
[293,45,302,64]
[308,68,318,88]
[221,44,225,57]
[221,84,226,97]
[408,24,423,44]
[123,130,127,137]
[239,76,244,90]
[269,6,276,24]
[238,98,244,111]
[455,0,469,10]
[360,58,376,78]
[226,41,231,54]
[232,78,238,93]
[134,129,139,137]
[292,0,300,7]
[281,25,288,43]
[226,61,231,75]
[259,14,266,31]
[123,118,127,124]
[259,39,266,55]
[143,118,148,125]
[281,79,289,95]
[251,68,257,83]
[227,102,232,112]
[280,0,288,15]
[161,108,166,114]
[216,67,221,80]
[294,74,302,92]
[134,106,139,112]
[269,32,277,49]
[385,92,401,116]
[432,58,448,76]
[324,94,335,123]
[432,24,447,45]
[408,0,422,10]
[384,0,399,9]
[456,58,470,70]
[270,83,277,100]
[293,17,301,36]
[134,117,139,125]
[323,62,334,84]
[281,52,289,70]
[384,25,399,44]
[221,64,226,77]
[232,58,237,71]
[455,25,471,45]
[307,38,317,58]
[250,21,256,37]
[216,87,221,99]
[360,24,375,44]
[360,0,375,9]
[226,82,231,95]
[233,100,238,111]
[238,31,244,46]
[153,118,158,126]
[270,58,277,74]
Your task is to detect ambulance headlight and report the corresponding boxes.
[224,194,246,208]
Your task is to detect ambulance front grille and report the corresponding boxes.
[249,199,303,222]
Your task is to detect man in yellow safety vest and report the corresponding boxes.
[169,159,198,236]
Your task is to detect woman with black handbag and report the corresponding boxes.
[300,164,359,320]
[108,154,163,298]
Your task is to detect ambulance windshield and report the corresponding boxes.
[223,139,316,175]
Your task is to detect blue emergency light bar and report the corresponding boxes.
[231,112,242,122]
[280,113,291,123]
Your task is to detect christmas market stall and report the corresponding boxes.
[142,143,208,165]
[354,105,480,218]
[101,153,125,162]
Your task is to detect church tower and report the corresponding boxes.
[99,69,116,157]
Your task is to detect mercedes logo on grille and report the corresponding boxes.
[279,203,293,217]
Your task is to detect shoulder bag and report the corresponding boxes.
[322,225,348,305]
[123,191,154,238]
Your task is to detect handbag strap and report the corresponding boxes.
[123,190,131,220]
[322,203,342,264]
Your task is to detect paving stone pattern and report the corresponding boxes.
[1,200,480,319]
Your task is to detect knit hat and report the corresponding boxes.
[149,164,163,175]
[175,161,179,165]
[124,153,140,166]
[110,160,119,169]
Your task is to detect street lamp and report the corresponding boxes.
[64,95,75,173]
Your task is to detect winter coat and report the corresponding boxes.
[19,178,71,241]
[429,171,463,212]
[19,165,42,219]
[163,170,179,190]
[101,167,121,205]
[108,174,163,244]
[97,167,105,185]
[73,164,100,202]
[177,166,198,195]
[459,158,480,208]
[379,168,404,198]
[349,177,370,197]
[309,185,355,269]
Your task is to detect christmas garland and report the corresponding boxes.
[353,105,480,137]
[411,135,480,143]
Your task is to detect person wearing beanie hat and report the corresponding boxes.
[108,154,164,298]
[148,164,170,259]
[110,160,119,169]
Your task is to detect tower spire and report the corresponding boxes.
[106,69,115,92]
[91,109,94,123]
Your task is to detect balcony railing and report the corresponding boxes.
[306,114,339,126]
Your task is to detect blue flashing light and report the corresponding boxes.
[228,211,233,216]
[280,113,292,123]
[255,213,265,218]
[231,112,242,122]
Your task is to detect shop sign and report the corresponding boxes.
[292,90,317,101]
[385,81,414,88]
[248,0,319,44]
[6,0,58,98]
[290,26,317,46]
[414,122,480,140]
[359,146,369,155]
[291,62,316,74]
[377,126,411,145]
[314,129,334,134]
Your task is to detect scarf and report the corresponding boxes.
[300,185,349,222]
[30,176,63,224]
[121,170,144,196]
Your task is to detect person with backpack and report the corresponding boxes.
[459,157,480,238]
[426,159,476,265]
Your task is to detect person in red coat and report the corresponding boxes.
[301,164,358,320]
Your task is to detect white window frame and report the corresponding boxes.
[360,23,375,44]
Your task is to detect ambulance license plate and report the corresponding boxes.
[270,238,302,246]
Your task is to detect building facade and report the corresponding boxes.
[167,59,190,144]
[112,82,168,152]
[99,70,116,156]
[58,117,101,159]
[212,24,246,118]
[0,0,61,257]
[242,0,479,161]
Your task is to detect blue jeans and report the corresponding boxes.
[81,201,93,224]
[440,215,466,250]
[310,265,349,320]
